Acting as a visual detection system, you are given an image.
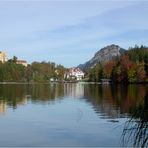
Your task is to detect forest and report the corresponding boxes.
[0,56,65,82]
[88,45,148,83]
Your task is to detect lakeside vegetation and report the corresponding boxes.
[0,56,65,83]
[87,45,148,83]
[0,45,148,84]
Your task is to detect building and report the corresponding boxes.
[0,51,7,63]
[16,60,27,67]
[64,67,84,81]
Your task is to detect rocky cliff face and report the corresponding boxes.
[78,44,125,71]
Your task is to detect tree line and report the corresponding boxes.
[0,45,148,83]
[0,56,65,82]
[87,45,148,83]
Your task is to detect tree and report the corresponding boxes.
[103,60,115,79]
[136,62,146,82]
[8,56,18,63]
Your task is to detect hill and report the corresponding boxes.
[78,44,126,71]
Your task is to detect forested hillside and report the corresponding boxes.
[87,45,148,83]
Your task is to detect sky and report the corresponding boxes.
[0,0,148,67]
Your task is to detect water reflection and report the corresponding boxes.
[0,100,6,115]
[0,83,147,117]
[122,92,148,147]
[64,83,84,98]
[0,84,64,111]
[0,83,147,147]
[82,84,147,121]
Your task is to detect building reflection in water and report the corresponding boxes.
[0,100,6,115]
[0,84,65,112]
[0,83,147,119]
[0,83,147,147]
[64,83,84,99]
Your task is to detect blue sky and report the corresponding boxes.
[0,0,148,67]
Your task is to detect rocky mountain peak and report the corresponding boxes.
[78,44,126,71]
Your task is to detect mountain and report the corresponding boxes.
[78,44,126,71]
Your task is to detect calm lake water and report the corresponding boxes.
[0,83,147,147]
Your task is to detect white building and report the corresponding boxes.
[0,51,7,63]
[16,60,28,67]
[64,67,84,81]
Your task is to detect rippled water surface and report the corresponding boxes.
[0,83,147,147]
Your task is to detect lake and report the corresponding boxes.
[0,83,147,147]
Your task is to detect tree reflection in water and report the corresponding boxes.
[0,83,147,147]
[122,93,148,147]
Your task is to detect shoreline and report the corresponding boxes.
[0,81,147,85]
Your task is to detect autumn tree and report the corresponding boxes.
[103,60,115,79]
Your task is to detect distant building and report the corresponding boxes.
[64,67,84,81]
[0,51,7,63]
[16,60,27,67]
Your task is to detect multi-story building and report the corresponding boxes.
[0,51,7,63]
[64,67,84,81]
